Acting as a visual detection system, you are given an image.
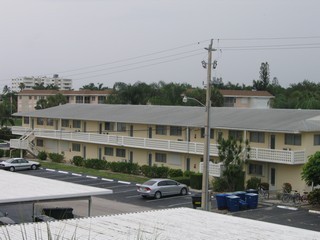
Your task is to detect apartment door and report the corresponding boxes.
[130,125,133,137]
[186,158,190,171]
[31,119,34,129]
[83,122,87,133]
[83,145,86,159]
[270,135,276,149]
[129,151,133,163]
[148,127,152,138]
[148,153,152,166]
[269,167,276,190]
[98,147,102,160]
[99,123,102,134]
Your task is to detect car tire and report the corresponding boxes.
[180,188,188,195]
[154,191,162,199]
[31,165,37,170]
[9,166,15,172]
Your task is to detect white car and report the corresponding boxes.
[0,158,41,172]
[0,210,15,225]
[137,179,188,199]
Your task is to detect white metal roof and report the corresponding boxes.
[1,208,319,239]
[13,104,320,133]
[0,170,112,204]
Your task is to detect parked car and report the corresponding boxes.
[137,178,188,199]
[0,158,41,172]
[0,210,15,225]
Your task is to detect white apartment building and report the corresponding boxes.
[12,74,72,92]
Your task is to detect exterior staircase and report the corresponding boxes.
[10,129,39,157]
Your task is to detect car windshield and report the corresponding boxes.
[143,180,157,186]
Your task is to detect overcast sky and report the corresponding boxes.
[1,0,319,91]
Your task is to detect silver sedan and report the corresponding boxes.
[0,158,41,172]
[137,178,188,199]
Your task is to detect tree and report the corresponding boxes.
[301,151,320,186]
[253,62,270,90]
[80,83,108,90]
[217,137,250,191]
[35,93,67,109]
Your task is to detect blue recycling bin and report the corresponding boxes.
[239,200,248,210]
[233,191,246,201]
[216,193,230,210]
[245,193,258,209]
[226,195,240,212]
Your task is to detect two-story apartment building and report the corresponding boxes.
[219,89,274,108]
[10,104,320,192]
[17,90,112,112]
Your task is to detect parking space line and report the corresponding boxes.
[126,195,141,199]
[101,178,113,182]
[146,195,188,202]
[45,168,56,172]
[86,175,97,179]
[72,173,82,177]
[168,202,192,208]
[118,181,131,185]
[277,205,298,211]
[58,170,68,174]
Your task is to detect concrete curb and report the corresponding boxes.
[309,209,320,214]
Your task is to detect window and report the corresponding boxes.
[156,125,167,135]
[36,139,43,147]
[229,130,243,141]
[98,96,105,104]
[76,96,83,103]
[155,153,167,163]
[91,96,96,101]
[285,134,301,145]
[104,147,114,156]
[314,134,320,145]
[34,96,37,100]
[23,117,29,124]
[249,163,263,175]
[105,122,114,131]
[217,131,223,142]
[37,118,44,125]
[72,143,81,152]
[84,96,90,103]
[116,148,126,157]
[224,97,235,107]
[29,96,32,100]
[200,128,214,139]
[61,119,69,127]
[47,118,54,126]
[250,132,265,143]
[73,120,81,128]
[170,126,182,136]
[117,123,126,132]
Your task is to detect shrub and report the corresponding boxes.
[84,158,108,170]
[108,161,140,174]
[282,182,292,193]
[140,165,155,178]
[11,149,26,158]
[212,177,229,192]
[172,176,190,186]
[260,182,269,190]
[48,153,64,163]
[246,177,261,190]
[0,149,4,158]
[168,169,183,178]
[72,156,84,166]
[5,150,10,157]
[37,151,47,161]
[308,189,320,205]
[183,170,195,177]
[155,166,169,178]
[190,173,202,190]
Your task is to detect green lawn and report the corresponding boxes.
[40,161,149,184]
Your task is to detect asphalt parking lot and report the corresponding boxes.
[1,167,320,232]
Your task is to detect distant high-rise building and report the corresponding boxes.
[11,74,72,92]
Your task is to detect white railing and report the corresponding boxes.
[199,162,224,177]
[11,126,306,165]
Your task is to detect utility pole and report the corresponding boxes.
[201,39,216,211]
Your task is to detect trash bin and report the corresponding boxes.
[246,189,258,194]
[42,208,74,220]
[226,195,240,212]
[215,193,230,210]
[239,200,248,210]
[233,191,246,201]
[191,193,202,209]
[245,193,258,209]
